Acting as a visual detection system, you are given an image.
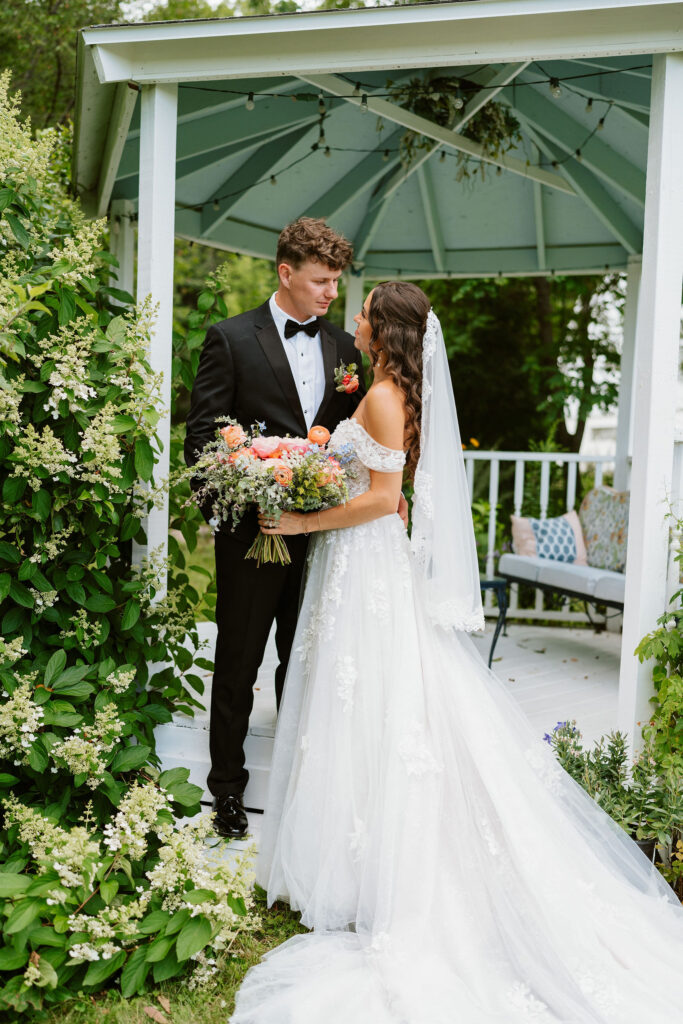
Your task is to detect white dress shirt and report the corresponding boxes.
[269,294,326,432]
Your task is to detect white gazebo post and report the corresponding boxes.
[109,198,136,302]
[613,255,642,492]
[344,271,365,335]
[134,83,178,593]
[618,53,683,744]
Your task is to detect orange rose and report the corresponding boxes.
[220,424,247,448]
[273,465,293,486]
[308,425,331,445]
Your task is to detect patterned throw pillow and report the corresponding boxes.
[578,486,629,571]
[511,511,587,565]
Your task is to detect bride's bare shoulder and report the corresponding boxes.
[363,381,405,451]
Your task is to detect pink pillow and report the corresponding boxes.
[511,511,587,566]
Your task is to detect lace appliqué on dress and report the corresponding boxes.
[507,982,551,1019]
[336,655,357,713]
[398,722,443,777]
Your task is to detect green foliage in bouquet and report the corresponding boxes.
[0,75,257,1016]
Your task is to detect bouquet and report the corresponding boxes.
[186,419,353,566]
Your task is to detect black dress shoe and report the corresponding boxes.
[212,794,248,838]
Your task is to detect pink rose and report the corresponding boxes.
[251,436,282,459]
[278,437,311,454]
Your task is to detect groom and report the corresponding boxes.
[185,217,364,838]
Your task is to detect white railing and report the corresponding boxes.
[463,450,616,622]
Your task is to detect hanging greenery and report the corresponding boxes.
[387,75,522,183]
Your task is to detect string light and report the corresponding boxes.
[318,93,326,115]
[453,82,464,111]
[585,97,593,113]
[318,126,327,145]
[353,82,361,97]
[575,149,582,161]
[270,174,277,185]
[212,199,220,211]
[549,78,562,98]
[360,94,368,113]
[597,117,605,130]
[439,150,446,163]
[496,166,502,176]
[324,146,331,158]
[382,149,390,162]
[245,91,255,111]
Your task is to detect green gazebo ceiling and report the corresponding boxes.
[110,56,652,278]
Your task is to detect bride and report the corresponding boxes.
[231,282,683,1023]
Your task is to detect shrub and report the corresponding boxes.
[0,74,256,1016]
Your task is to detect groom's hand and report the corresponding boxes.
[397,492,409,529]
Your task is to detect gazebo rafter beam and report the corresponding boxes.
[298,73,575,196]
[417,163,445,273]
[303,130,405,220]
[523,125,642,254]
[531,144,546,271]
[533,60,651,113]
[502,80,646,205]
[354,144,438,262]
[200,122,315,236]
[95,81,138,217]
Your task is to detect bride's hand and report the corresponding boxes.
[258,511,306,535]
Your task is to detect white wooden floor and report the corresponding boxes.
[157,619,621,851]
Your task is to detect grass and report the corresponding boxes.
[42,893,306,1024]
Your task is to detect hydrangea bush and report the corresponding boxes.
[0,74,257,1016]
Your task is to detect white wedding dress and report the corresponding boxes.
[231,417,683,1024]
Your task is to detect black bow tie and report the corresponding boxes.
[284,317,320,339]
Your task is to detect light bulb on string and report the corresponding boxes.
[318,93,326,116]
[353,82,361,97]
[245,92,255,111]
[585,97,593,114]
[496,165,502,176]
[549,78,562,99]
[575,149,582,162]
[212,199,220,211]
[598,117,605,130]
[360,94,368,114]
[324,146,331,158]
[439,150,446,163]
[382,149,390,162]
[270,174,277,185]
[318,127,327,146]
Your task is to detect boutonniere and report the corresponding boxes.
[334,361,360,394]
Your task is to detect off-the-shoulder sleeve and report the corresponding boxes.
[349,420,406,473]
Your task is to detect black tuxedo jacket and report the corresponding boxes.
[184,300,364,540]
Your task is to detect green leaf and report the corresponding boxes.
[109,744,151,774]
[84,593,117,613]
[0,573,10,603]
[138,910,170,935]
[100,879,119,905]
[83,950,126,987]
[0,873,31,897]
[121,600,140,630]
[152,950,182,983]
[227,894,247,917]
[41,701,80,728]
[175,916,212,962]
[50,679,93,700]
[31,490,51,521]
[65,580,86,605]
[111,414,137,434]
[158,767,191,789]
[0,947,29,971]
[2,476,26,503]
[120,945,150,997]
[0,188,15,213]
[5,213,30,249]
[0,541,20,565]
[44,651,67,688]
[121,515,140,542]
[0,773,19,788]
[58,288,76,325]
[5,898,42,934]
[17,559,37,582]
[53,665,91,686]
[9,580,33,607]
[134,439,155,482]
[167,782,203,807]
[197,290,215,312]
[27,739,49,773]
[145,934,175,962]
[164,908,190,936]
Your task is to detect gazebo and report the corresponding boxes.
[73,0,683,746]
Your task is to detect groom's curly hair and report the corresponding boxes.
[368,282,430,480]
[276,217,353,270]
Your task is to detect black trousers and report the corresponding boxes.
[207,529,309,798]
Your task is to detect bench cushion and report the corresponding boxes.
[579,486,629,572]
[498,553,625,606]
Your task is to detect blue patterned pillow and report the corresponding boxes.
[530,516,577,562]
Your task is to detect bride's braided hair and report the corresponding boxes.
[367,282,430,480]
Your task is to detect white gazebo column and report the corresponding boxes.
[344,271,365,335]
[613,255,641,492]
[109,198,135,301]
[618,53,683,743]
[135,83,178,594]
